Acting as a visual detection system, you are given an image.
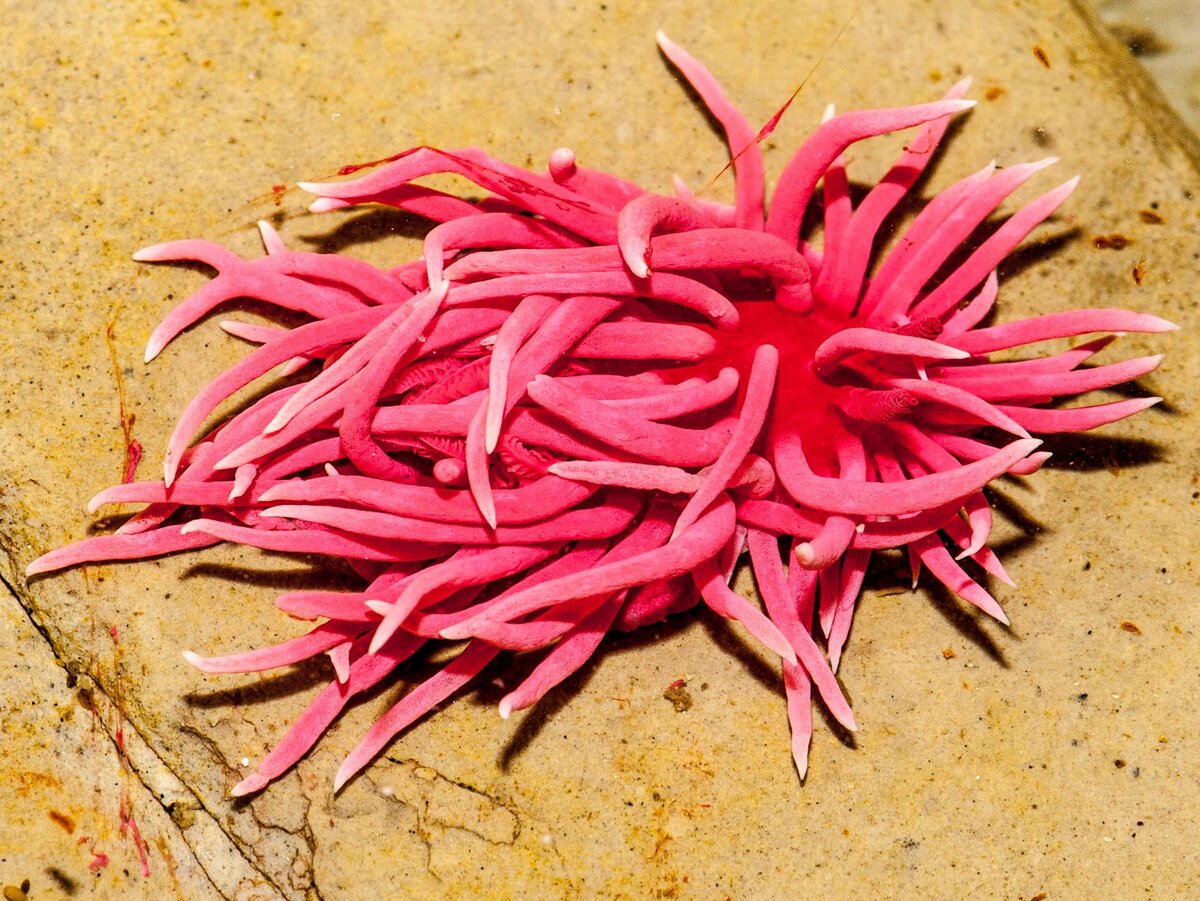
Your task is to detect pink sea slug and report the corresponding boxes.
[30,34,1173,794]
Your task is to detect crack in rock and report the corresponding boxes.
[0,569,282,900]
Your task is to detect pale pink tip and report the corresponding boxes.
[793,752,809,782]
[794,543,819,567]
[548,147,576,182]
[25,555,54,577]
[131,243,175,262]
[163,456,181,489]
[328,646,351,684]
[257,220,287,255]
[1015,451,1053,475]
[367,625,394,656]
[333,760,354,793]
[144,333,166,364]
[1146,317,1181,332]
[954,537,987,562]
[230,773,270,797]
[498,697,514,720]
[433,458,467,485]
[263,406,293,435]
[214,448,250,471]
[228,464,256,501]
[308,197,351,213]
[181,649,208,671]
[364,600,391,616]
[480,502,498,530]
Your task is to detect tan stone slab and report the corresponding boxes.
[0,585,274,898]
[2,1,1198,898]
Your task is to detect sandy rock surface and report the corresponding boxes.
[2,1,1197,898]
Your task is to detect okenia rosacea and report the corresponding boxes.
[29,34,1173,796]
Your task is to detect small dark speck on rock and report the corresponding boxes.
[1106,22,1171,57]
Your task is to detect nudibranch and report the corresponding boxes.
[30,33,1172,794]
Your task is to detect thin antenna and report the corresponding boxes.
[707,0,866,190]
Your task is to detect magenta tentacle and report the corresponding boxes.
[309,182,481,221]
[423,213,582,292]
[301,146,619,243]
[259,493,641,546]
[444,269,740,328]
[527,374,735,467]
[441,496,735,639]
[334,640,500,791]
[813,329,967,375]
[942,270,1000,336]
[570,321,717,361]
[946,309,1177,354]
[864,158,1060,327]
[765,99,976,246]
[484,294,559,453]
[616,195,715,278]
[368,545,562,653]
[231,631,426,796]
[910,176,1080,322]
[547,147,646,211]
[656,31,765,230]
[159,305,393,483]
[671,344,777,540]
[795,432,866,570]
[693,561,796,664]
[339,294,445,480]
[826,548,869,672]
[854,160,997,320]
[143,256,367,363]
[183,621,362,675]
[747,529,856,734]
[27,525,221,575]
[497,595,623,717]
[460,498,676,648]
[817,78,972,312]
[997,396,1162,432]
